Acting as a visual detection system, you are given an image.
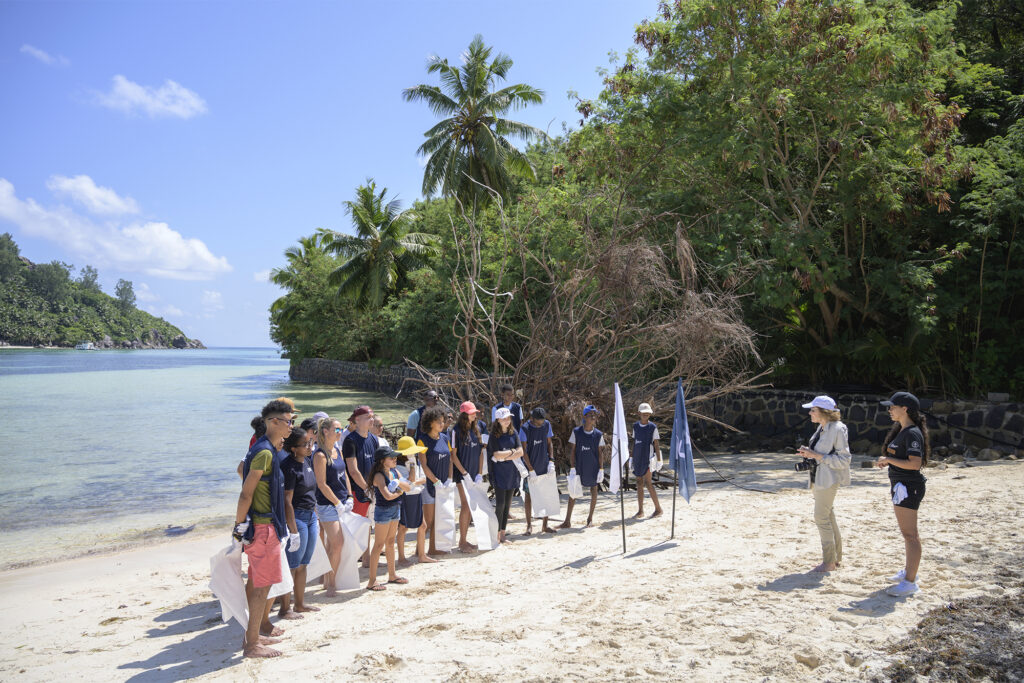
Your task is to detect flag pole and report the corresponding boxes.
[671,464,677,540]
[619,477,627,554]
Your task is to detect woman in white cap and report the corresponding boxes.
[632,403,663,519]
[796,395,851,573]
[875,391,929,597]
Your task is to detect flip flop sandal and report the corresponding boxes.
[388,577,409,585]
[367,584,386,591]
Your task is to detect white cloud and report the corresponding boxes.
[253,269,271,283]
[21,44,69,67]
[94,75,207,119]
[147,304,184,318]
[46,175,139,215]
[0,177,232,280]
[135,282,158,302]
[201,290,223,309]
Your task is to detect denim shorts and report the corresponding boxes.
[316,503,339,522]
[421,486,435,504]
[374,504,401,524]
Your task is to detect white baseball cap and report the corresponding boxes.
[638,402,654,414]
[801,395,837,411]
[494,407,513,420]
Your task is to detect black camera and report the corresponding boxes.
[794,457,817,473]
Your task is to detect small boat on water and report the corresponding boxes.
[74,341,95,350]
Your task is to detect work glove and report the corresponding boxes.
[528,471,538,482]
[287,532,301,552]
[232,520,250,543]
[547,461,556,474]
[387,479,400,493]
[596,469,605,484]
[474,474,484,485]
[569,468,577,477]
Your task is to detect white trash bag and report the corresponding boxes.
[209,543,247,629]
[567,471,584,499]
[267,538,294,599]
[462,479,499,551]
[433,482,457,552]
[529,471,561,518]
[336,510,371,591]
[305,536,331,584]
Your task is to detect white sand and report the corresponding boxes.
[1,453,1020,681]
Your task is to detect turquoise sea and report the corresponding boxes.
[0,348,412,570]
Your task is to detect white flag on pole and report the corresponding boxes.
[610,382,629,494]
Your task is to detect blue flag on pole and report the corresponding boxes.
[669,378,697,503]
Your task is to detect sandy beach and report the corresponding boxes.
[1,452,1020,682]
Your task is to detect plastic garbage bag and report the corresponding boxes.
[462,479,499,551]
[433,482,457,552]
[529,471,561,518]
[267,538,294,599]
[567,471,584,499]
[209,543,247,629]
[335,510,372,591]
[305,536,331,584]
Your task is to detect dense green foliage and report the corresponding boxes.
[0,233,196,347]
[272,4,1023,398]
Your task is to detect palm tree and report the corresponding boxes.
[323,180,438,310]
[269,232,332,351]
[403,34,545,210]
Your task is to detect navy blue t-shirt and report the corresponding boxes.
[314,445,350,506]
[571,426,604,487]
[418,431,452,497]
[453,420,487,479]
[281,454,317,511]
[632,421,658,477]
[520,420,554,473]
[886,426,926,483]
[488,431,523,490]
[343,431,380,503]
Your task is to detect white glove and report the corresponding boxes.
[387,479,400,493]
[474,474,483,485]
[569,468,577,477]
[596,469,605,484]
[528,471,538,481]
[512,459,529,477]
[287,532,301,552]
[547,461,556,474]
[232,520,250,543]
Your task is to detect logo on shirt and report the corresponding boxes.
[911,440,920,449]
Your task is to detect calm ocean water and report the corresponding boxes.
[0,347,412,570]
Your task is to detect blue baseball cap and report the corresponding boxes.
[583,405,598,416]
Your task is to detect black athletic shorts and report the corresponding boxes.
[890,479,926,510]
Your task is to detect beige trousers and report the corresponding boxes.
[812,482,842,565]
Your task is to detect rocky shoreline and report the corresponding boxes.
[1,329,205,350]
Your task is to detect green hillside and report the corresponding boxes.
[0,233,203,349]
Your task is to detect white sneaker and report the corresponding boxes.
[886,579,919,597]
[887,569,906,583]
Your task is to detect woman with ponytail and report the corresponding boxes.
[875,391,929,597]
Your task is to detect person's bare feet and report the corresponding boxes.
[397,558,413,568]
[633,511,644,519]
[541,526,557,534]
[257,636,281,645]
[523,526,533,536]
[428,548,447,557]
[458,542,477,553]
[650,509,663,519]
[278,610,303,620]
[244,643,282,658]
[417,554,439,563]
[557,520,571,529]
[811,562,837,573]
[294,605,319,613]
[324,589,337,598]
[259,625,285,637]
[584,518,594,528]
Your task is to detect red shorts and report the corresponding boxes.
[351,498,370,517]
[244,524,282,588]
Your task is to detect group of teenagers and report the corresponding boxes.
[232,383,931,659]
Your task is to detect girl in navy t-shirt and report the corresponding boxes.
[416,407,454,557]
[452,401,488,553]
[487,407,525,545]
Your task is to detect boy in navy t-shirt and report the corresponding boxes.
[520,406,557,534]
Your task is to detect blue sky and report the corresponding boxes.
[0,1,653,346]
